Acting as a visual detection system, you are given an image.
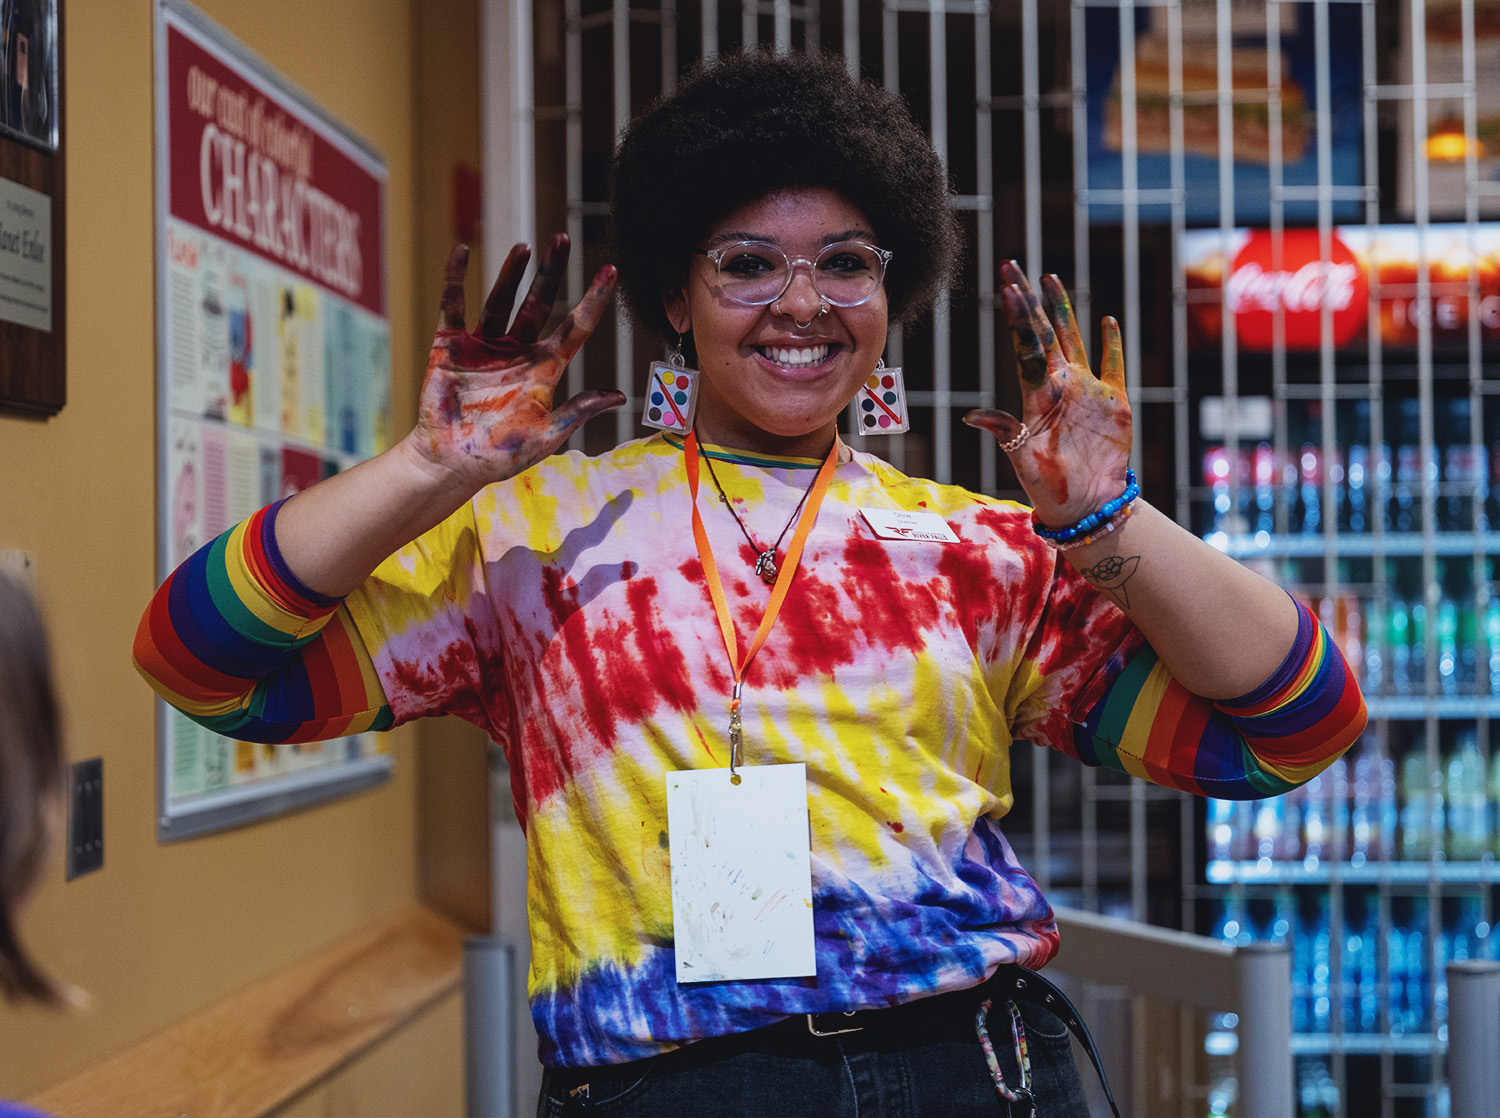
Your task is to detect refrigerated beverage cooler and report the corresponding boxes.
[1184,224,1500,1117]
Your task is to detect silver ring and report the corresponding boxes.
[998,422,1030,454]
[775,301,829,330]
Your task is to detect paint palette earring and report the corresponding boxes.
[855,360,910,434]
[642,348,701,433]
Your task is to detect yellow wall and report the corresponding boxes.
[0,0,480,1106]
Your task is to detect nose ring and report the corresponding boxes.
[773,300,829,330]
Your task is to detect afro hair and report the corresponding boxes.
[609,51,960,341]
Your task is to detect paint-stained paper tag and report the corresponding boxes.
[858,507,960,543]
[666,763,816,983]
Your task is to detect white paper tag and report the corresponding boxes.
[665,763,816,983]
[858,507,961,543]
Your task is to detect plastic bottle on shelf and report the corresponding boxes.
[1210,896,1240,945]
[1319,587,1364,685]
[1342,910,1379,1033]
[1487,746,1500,859]
[1297,1058,1339,1118]
[1377,751,1399,862]
[1399,742,1444,861]
[1396,901,1432,1034]
[1311,895,1333,1033]
[1486,571,1500,696]
[1292,902,1313,1033]
[1252,442,1275,534]
[1275,783,1306,862]
[1301,772,1327,864]
[1349,738,1374,864]
[1389,398,1423,533]
[1446,729,1488,861]
[1373,442,1393,528]
[1441,396,1482,531]
[1448,897,1488,964]
[1364,595,1387,696]
[1229,798,1256,861]
[1357,910,1381,1032]
[1389,919,1411,1033]
[1408,593,1429,695]
[1489,433,1500,531]
[1326,755,1350,862]
[1459,595,1479,695]
[1253,797,1283,863]
[1203,446,1233,535]
[1268,888,1295,945]
[1391,445,1420,532]
[1343,443,1369,532]
[1206,797,1235,863]
[1389,594,1414,696]
[1296,443,1323,534]
[1436,561,1461,696]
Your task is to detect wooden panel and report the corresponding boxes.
[26,905,467,1118]
[267,989,464,1118]
[417,718,492,931]
[0,0,64,417]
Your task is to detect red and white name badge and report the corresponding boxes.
[858,507,960,543]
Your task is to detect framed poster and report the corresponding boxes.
[0,0,61,415]
[153,0,392,840]
[0,0,56,151]
[1083,1,1363,224]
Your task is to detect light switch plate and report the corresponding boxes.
[66,758,103,880]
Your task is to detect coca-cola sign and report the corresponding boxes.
[1183,223,1500,354]
[1225,229,1368,350]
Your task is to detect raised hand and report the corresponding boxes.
[407,235,625,491]
[964,261,1132,528]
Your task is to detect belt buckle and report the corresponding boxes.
[806,1010,863,1037]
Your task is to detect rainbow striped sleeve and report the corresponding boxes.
[1070,599,1367,799]
[133,499,394,743]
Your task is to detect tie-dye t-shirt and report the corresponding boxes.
[134,433,1366,1067]
[344,436,1141,1063]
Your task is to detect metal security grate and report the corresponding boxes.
[516,1,1491,1113]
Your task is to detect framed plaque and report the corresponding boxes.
[0,0,62,415]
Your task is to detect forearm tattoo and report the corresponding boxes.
[1080,553,1141,610]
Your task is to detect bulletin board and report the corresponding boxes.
[153,0,392,840]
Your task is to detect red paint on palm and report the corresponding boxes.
[408,241,624,494]
[967,265,1133,526]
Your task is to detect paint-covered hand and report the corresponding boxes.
[404,236,625,493]
[964,262,1132,527]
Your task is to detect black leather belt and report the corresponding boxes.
[793,964,1121,1118]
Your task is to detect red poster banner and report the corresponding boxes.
[164,23,385,317]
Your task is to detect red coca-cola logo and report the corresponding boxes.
[1226,229,1369,350]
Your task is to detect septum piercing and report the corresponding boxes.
[773,300,829,330]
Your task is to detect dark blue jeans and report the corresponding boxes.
[537,997,1091,1117]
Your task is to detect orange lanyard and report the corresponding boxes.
[685,431,839,776]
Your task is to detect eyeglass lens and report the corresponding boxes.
[709,242,887,307]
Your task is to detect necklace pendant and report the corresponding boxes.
[754,550,778,585]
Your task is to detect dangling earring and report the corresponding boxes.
[641,335,701,434]
[854,358,909,434]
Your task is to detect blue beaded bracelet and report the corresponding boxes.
[1031,469,1140,544]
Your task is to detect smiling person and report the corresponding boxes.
[135,52,1365,1118]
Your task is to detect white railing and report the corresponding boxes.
[1445,959,1500,1118]
[1051,906,1292,1118]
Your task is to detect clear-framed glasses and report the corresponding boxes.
[696,240,893,308]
